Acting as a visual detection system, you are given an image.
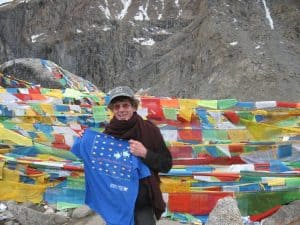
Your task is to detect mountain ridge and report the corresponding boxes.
[0,0,299,100]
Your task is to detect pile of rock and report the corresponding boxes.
[0,201,105,225]
[1,198,300,225]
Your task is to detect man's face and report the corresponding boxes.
[112,99,136,121]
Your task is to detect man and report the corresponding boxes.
[104,86,172,225]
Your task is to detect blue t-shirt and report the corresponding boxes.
[71,129,150,225]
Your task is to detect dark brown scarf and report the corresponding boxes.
[104,112,166,156]
[104,112,142,140]
[104,112,166,219]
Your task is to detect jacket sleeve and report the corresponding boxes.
[142,127,173,173]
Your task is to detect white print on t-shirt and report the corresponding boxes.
[110,183,129,192]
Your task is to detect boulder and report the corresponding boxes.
[7,201,69,225]
[206,197,244,225]
[261,200,300,225]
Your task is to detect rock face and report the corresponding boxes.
[0,0,299,100]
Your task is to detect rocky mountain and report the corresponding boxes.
[0,0,299,101]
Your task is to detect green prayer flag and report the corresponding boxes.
[1,120,17,129]
[193,145,206,155]
[33,142,78,160]
[236,188,300,216]
[92,106,107,122]
[57,202,82,210]
[40,88,49,94]
[92,106,106,114]
[163,107,178,120]
[198,100,218,109]
[29,103,44,115]
[89,95,101,102]
[238,111,254,121]
[63,88,84,99]
[202,129,229,142]
[59,79,67,86]
[217,99,237,109]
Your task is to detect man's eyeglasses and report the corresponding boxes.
[112,102,132,110]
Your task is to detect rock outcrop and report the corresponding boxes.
[0,58,99,91]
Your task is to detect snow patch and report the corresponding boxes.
[31,33,44,43]
[117,0,132,20]
[262,0,274,30]
[141,39,155,46]
[174,0,182,17]
[133,37,155,46]
[102,25,111,31]
[0,0,13,5]
[99,1,111,19]
[144,26,172,35]
[76,29,83,33]
[0,0,31,6]
[134,12,144,21]
[230,41,238,46]
[156,29,172,35]
[157,0,165,20]
[134,0,150,21]
[128,20,135,26]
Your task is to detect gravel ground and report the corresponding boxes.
[70,213,192,225]
[158,218,190,225]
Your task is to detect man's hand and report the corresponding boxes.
[129,139,147,158]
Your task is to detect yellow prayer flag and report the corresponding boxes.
[160,177,192,193]
[241,119,300,141]
[34,132,50,142]
[40,104,55,115]
[44,89,63,98]
[26,108,37,116]
[179,99,199,109]
[0,87,6,93]
[267,178,285,186]
[0,161,4,179]
[178,108,193,122]
[0,180,46,203]
[0,124,32,146]
[227,129,252,142]
[2,167,20,182]
[18,122,35,131]
[178,99,198,122]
